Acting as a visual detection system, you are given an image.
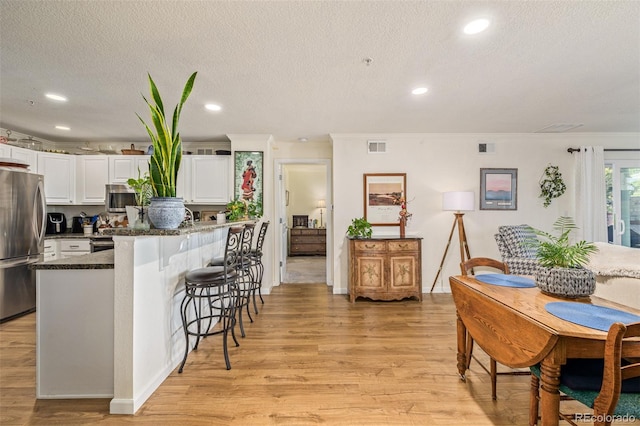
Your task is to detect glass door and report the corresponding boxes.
[606,160,640,247]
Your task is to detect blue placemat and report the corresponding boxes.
[474,274,536,288]
[545,302,640,331]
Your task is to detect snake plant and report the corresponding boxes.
[137,72,197,197]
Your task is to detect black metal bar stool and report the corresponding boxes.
[207,223,256,338]
[178,226,243,372]
[249,221,269,313]
[235,223,256,337]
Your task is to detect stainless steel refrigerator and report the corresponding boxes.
[0,169,46,322]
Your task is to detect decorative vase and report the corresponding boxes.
[534,266,596,298]
[125,205,150,230]
[147,197,185,230]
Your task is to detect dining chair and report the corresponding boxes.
[460,257,530,400]
[529,321,640,426]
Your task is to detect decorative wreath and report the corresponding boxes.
[539,165,566,208]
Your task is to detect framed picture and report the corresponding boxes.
[234,151,263,215]
[363,173,406,226]
[480,168,518,210]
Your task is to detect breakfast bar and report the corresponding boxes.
[32,221,254,415]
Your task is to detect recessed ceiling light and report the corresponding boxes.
[463,18,490,35]
[55,125,70,131]
[205,103,222,111]
[45,93,68,102]
[412,87,428,95]
[298,137,308,143]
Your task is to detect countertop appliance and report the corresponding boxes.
[90,236,114,253]
[72,216,84,233]
[105,184,137,213]
[0,169,46,322]
[46,213,67,235]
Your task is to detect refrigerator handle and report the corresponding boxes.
[34,179,47,243]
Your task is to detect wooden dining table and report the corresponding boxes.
[449,274,640,426]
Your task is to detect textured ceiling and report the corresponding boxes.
[0,0,639,144]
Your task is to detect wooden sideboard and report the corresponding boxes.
[289,228,326,256]
[348,237,422,302]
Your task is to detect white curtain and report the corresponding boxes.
[574,146,607,242]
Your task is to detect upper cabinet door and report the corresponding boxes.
[190,156,230,204]
[0,145,38,172]
[0,144,12,158]
[37,152,76,204]
[108,155,150,183]
[76,156,109,204]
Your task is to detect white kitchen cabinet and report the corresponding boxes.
[76,156,109,204]
[176,158,189,201]
[0,145,38,171]
[38,152,76,204]
[43,240,59,262]
[59,239,91,258]
[181,156,230,204]
[108,155,150,183]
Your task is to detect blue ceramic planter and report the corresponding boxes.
[147,197,185,230]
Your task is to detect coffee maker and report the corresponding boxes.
[72,216,84,233]
[46,213,67,235]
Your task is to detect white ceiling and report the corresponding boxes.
[1,0,639,144]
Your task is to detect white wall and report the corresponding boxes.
[331,132,640,295]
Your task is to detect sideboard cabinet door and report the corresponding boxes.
[348,238,422,302]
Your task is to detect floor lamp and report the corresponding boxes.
[430,191,475,292]
[317,199,326,228]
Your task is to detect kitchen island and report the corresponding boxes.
[32,221,254,414]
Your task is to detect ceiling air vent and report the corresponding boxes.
[367,140,386,154]
[535,123,583,133]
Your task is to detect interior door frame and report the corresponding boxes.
[274,158,332,287]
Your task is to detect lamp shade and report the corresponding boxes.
[443,191,475,212]
[317,199,326,208]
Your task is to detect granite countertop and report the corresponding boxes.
[100,219,256,237]
[31,250,114,270]
[45,233,90,240]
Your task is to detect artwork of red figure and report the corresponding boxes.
[241,160,257,201]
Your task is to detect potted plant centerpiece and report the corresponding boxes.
[126,168,152,229]
[527,216,598,298]
[346,217,372,239]
[226,198,263,221]
[137,71,197,229]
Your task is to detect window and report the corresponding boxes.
[605,159,640,248]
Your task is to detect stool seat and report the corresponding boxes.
[186,266,237,283]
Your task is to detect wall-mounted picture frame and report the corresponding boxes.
[363,173,406,226]
[480,168,518,210]
[234,151,263,216]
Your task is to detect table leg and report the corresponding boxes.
[539,357,561,426]
[456,311,467,380]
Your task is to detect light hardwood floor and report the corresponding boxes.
[0,284,631,425]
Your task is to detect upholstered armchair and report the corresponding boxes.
[494,225,540,276]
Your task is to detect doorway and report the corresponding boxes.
[275,159,332,286]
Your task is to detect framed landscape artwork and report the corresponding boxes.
[234,151,263,216]
[363,173,406,226]
[480,168,518,210]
